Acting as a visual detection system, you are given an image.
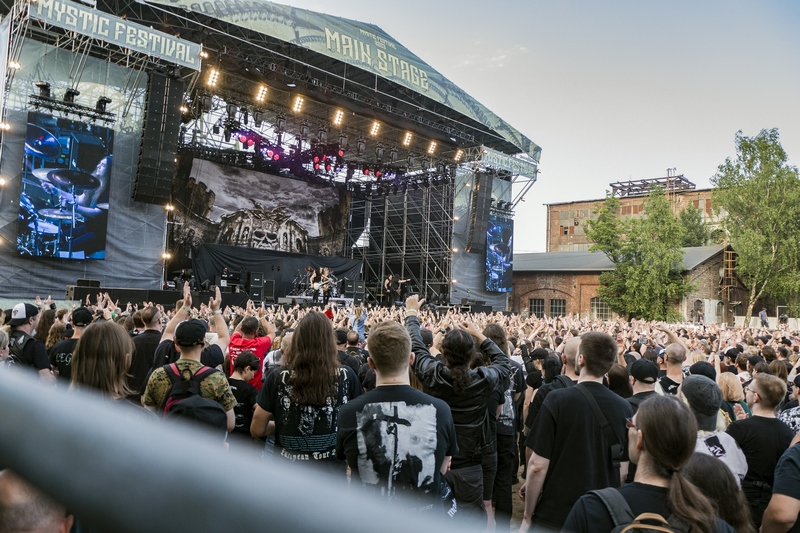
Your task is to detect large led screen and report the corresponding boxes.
[18,112,114,259]
[485,214,513,292]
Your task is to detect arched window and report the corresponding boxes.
[590,297,612,321]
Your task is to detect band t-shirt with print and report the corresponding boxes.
[257,365,362,473]
[337,384,458,512]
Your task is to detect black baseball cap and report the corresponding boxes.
[71,307,94,327]
[629,359,659,384]
[175,319,207,347]
[335,329,348,345]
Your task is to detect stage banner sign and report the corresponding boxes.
[28,0,202,70]
[145,0,540,159]
[480,146,539,179]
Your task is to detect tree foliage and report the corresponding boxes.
[586,188,691,321]
[711,128,800,321]
[679,205,710,247]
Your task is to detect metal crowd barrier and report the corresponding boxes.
[0,371,476,533]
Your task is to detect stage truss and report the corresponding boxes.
[346,181,454,304]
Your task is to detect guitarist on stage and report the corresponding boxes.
[383,274,410,306]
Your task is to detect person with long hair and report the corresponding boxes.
[405,295,511,521]
[683,453,757,533]
[563,395,735,532]
[33,308,56,346]
[71,320,134,401]
[44,321,65,351]
[483,323,525,531]
[251,311,362,473]
[718,371,751,418]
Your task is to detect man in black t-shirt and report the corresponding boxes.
[335,329,360,375]
[337,320,457,513]
[49,307,93,385]
[627,359,658,413]
[763,442,800,533]
[7,303,53,384]
[520,332,633,532]
[494,356,525,530]
[129,306,163,400]
[344,330,368,365]
[727,373,795,528]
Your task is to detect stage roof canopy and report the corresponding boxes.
[139,0,540,160]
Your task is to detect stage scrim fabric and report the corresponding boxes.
[192,244,362,299]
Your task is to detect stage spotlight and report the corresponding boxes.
[226,103,237,120]
[200,94,213,112]
[35,81,51,99]
[206,68,219,87]
[63,88,80,104]
[292,95,304,113]
[223,124,232,142]
[402,132,412,146]
[374,169,382,178]
[325,161,332,172]
[253,110,263,127]
[427,141,437,155]
[370,121,380,136]
[375,144,385,161]
[180,105,188,114]
[241,108,249,125]
[454,149,464,162]
[161,252,172,260]
[333,109,344,125]
[407,154,415,167]
[299,122,310,140]
[199,50,209,59]
[164,203,175,211]
[363,166,370,176]
[275,114,286,133]
[8,60,20,69]
[339,132,348,151]
[212,124,220,134]
[95,96,112,113]
[356,137,366,156]
[389,147,398,163]
[256,85,268,102]
[317,127,327,144]
[0,177,6,186]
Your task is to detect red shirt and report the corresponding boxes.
[228,332,272,388]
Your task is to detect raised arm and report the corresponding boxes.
[161,282,192,343]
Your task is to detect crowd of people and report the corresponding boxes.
[3,284,800,532]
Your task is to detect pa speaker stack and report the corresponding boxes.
[343,280,366,305]
[247,272,264,303]
[132,70,184,205]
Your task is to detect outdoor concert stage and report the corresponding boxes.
[0,0,540,311]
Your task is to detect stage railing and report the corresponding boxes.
[0,371,476,533]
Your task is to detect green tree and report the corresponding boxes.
[587,188,691,321]
[678,205,710,247]
[712,128,800,324]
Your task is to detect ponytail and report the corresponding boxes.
[666,472,715,533]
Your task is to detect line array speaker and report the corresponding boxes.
[133,71,184,205]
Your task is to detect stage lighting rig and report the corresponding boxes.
[95,96,111,113]
[389,147,398,163]
[333,109,344,125]
[275,114,287,133]
[454,149,464,162]
[356,137,366,156]
[402,132,412,146]
[253,110,263,127]
[226,103,237,121]
[256,85,268,102]
[35,81,51,99]
[317,127,327,144]
[206,68,219,87]
[427,141,437,155]
[339,132,348,151]
[64,88,80,104]
[375,144,385,162]
[370,121,380,136]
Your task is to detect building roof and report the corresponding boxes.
[515,245,725,272]
[544,187,714,207]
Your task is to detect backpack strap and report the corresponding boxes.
[621,513,676,533]
[575,383,622,486]
[589,487,635,528]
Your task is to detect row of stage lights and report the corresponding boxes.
[201,67,465,164]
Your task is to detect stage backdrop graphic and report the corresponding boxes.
[169,156,351,276]
[18,112,114,260]
[485,214,513,292]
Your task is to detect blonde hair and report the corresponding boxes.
[717,372,744,403]
[690,351,706,364]
[45,321,66,350]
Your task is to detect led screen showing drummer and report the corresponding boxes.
[17,112,114,260]
[485,214,513,292]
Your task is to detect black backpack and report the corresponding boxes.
[590,487,689,533]
[158,363,218,416]
[7,330,33,366]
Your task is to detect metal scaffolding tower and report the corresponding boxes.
[346,182,454,304]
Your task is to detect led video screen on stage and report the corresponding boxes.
[485,214,513,292]
[169,159,349,269]
[17,112,114,260]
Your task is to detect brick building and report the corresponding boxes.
[546,175,721,252]
[511,245,731,322]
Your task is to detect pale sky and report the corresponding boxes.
[283,0,800,252]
